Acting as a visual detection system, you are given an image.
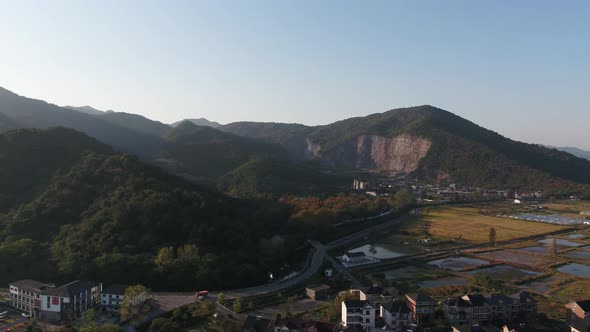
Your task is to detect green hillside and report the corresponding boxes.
[0,128,298,290]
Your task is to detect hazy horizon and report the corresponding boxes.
[1,1,589,149]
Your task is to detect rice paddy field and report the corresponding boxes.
[397,206,569,244]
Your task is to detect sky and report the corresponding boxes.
[0,0,589,149]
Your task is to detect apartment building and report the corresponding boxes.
[406,293,437,323]
[9,279,102,324]
[342,300,376,329]
[380,300,412,332]
[444,292,535,326]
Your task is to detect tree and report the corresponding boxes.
[154,247,175,271]
[120,285,154,322]
[98,324,123,332]
[247,301,255,311]
[217,292,225,305]
[392,190,416,210]
[548,238,559,256]
[77,309,99,332]
[489,227,496,246]
[232,297,243,312]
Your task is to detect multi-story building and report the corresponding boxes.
[566,300,590,332]
[444,297,474,325]
[360,285,393,305]
[488,292,535,320]
[342,300,376,329]
[8,280,53,318]
[406,293,437,323]
[9,279,102,324]
[380,300,412,332]
[444,292,535,326]
[101,284,127,310]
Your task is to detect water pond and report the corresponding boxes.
[428,257,489,271]
[468,265,539,281]
[557,263,590,278]
[565,250,590,261]
[539,238,583,247]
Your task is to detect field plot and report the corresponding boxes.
[419,277,469,289]
[383,266,422,280]
[506,213,585,225]
[544,201,590,216]
[522,275,561,294]
[551,280,590,301]
[557,263,590,278]
[398,207,567,244]
[539,238,584,247]
[565,250,590,261]
[567,233,586,239]
[428,257,489,271]
[518,246,549,254]
[468,265,539,282]
[476,250,554,267]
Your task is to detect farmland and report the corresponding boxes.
[398,206,568,244]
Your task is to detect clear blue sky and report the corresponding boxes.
[1,0,589,148]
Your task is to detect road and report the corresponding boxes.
[223,215,411,297]
[153,210,577,312]
[0,317,28,331]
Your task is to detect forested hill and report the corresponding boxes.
[0,128,297,290]
[0,87,163,156]
[0,112,19,132]
[221,106,590,190]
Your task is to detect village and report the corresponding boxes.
[2,197,590,331]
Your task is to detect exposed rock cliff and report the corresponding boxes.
[307,133,431,173]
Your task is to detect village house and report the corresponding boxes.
[406,293,437,323]
[305,284,331,301]
[566,300,590,332]
[9,279,102,324]
[342,252,368,265]
[342,300,376,329]
[380,300,412,332]
[444,292,535,326]
[360,285,393,305]
[101,284,127,310]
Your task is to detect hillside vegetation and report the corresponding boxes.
[222,106,590,191]
[0,128,302,290]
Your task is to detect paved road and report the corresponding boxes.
[225,215,411,297]
[149,209,574,311]
[0,317,28,331]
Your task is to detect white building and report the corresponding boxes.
[342,300,376,329]
[380,301,412,332]
[360,285,393,305]
[101,284,127,310]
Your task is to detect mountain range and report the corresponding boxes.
[1,85,590,290]
[549,146,590,161]
[1,86,590,194]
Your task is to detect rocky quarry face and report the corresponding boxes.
[305,133,432,173]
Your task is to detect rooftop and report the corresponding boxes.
[382,300,411,313]
[343,300,373,308]
[345,251,366,258]
[102,284,128,296]
[10,279,52,290]
[45,280,101,297]
[574,300,590,312]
